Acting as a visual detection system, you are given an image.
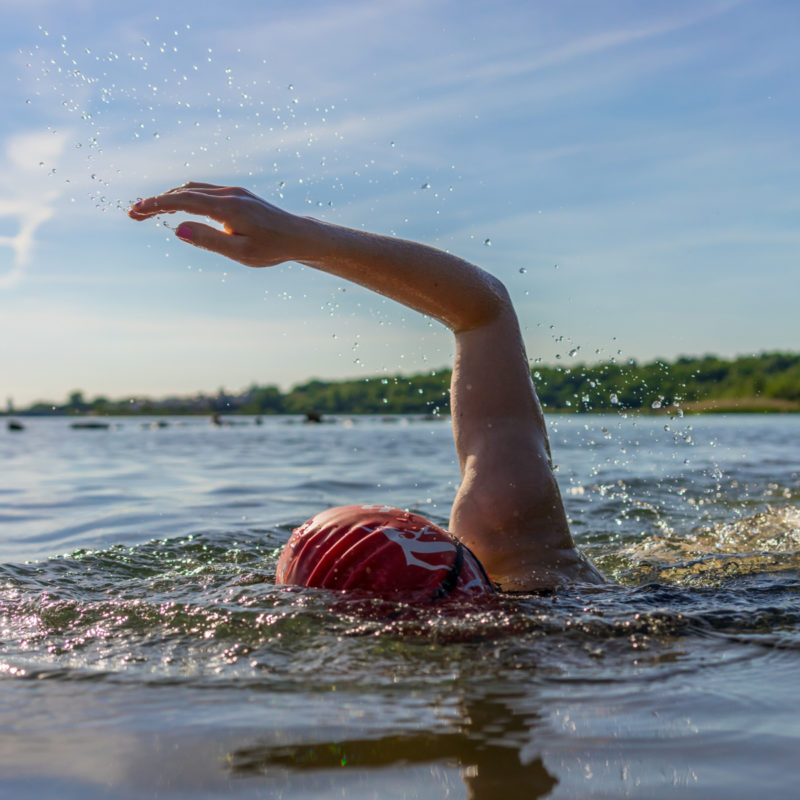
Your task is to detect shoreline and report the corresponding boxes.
[4,399,800,421]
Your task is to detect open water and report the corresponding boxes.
[1,413,798,799]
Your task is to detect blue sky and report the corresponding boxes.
[1,0,798,406]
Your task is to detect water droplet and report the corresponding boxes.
[420,182,430,190]
[519,267,527,274]
[610,393,619,405]
[568,347,579,358]
[651,400,662,410]
[483,238,492,246]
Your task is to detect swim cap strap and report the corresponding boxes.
[431,541,466,600]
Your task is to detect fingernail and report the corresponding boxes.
[132,199,143,209]
[176,224,193,241]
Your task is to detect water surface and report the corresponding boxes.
[1,414,798,798]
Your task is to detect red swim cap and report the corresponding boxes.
[276,505,495,603]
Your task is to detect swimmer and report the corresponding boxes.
[129,183,604,596]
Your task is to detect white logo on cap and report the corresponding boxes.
[380,527,453,571]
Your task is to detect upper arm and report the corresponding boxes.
[447,302,592,590]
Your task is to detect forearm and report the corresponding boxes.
[296,218,511,333]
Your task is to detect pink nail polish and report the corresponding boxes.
[176,224,193,241]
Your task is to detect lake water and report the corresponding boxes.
[1,413,798,799]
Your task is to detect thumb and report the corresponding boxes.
[175,221,242,259]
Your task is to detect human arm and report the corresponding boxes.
[129,183,603,589]
[129,183,507,330]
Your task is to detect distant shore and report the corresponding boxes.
[3,405,799,427]
[667,397,800,414]
[5,351,799,418]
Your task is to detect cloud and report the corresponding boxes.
[7,129,65,170]
[9,0,745,230]
[490,0,746,77]
[0,130,66,288]
[0,203,54,287]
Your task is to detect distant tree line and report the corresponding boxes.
[532,351,800,412]
[7,352,800,417]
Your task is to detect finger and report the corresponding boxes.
[171,181,223,191]
[174,220,247,261]
[128,183,220,217]
[127,183,259,219]
[128,190,235,223]
[166,184,256,200]
[128,208,176,220]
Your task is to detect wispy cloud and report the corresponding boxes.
[0,203,54,287]
[0,130,65,288]
[490,0,747,78]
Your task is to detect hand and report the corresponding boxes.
[128,182,317,267]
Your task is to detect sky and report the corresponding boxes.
[1,0,798,407]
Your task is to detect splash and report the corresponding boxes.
[609,505,800,586]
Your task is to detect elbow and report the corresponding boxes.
[486,272,511,309]
[481,271,512,320]
[450,271,514,333]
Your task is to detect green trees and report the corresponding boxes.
[239,385,285,414]
[528,352,800,412]
[283,372,450,415]
[228,352,800,414]
[7,352,799,416]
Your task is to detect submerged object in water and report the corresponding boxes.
[211,413,250,426]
